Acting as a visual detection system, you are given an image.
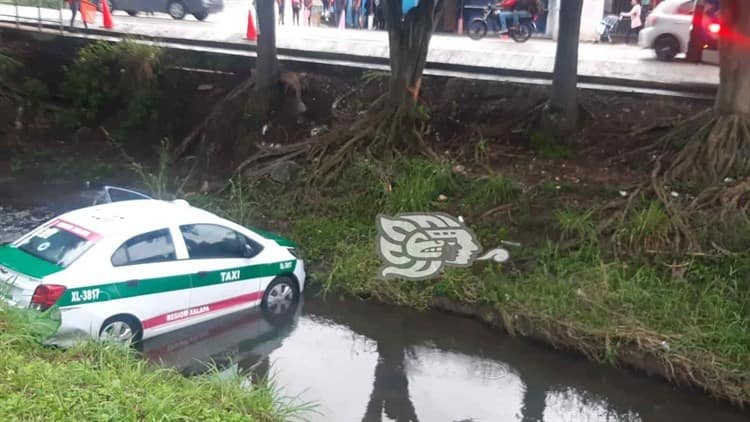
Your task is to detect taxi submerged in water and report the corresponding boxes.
[0,196,304,345]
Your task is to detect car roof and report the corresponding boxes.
[56,199,223,240]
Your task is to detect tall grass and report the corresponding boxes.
[0,306,314,421]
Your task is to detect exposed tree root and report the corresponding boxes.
[174,78,256,158]
[231,93,439,186]
[668,114,750,183]
[602,112,750,255]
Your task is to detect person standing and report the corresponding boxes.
[621,0,643,44]
[335,0,346,28]
[641,0,651,21]
[304,0,313,25]
[292,0,301,25]
[68,0,88,30]
[351,0,361,28]
[277,0,286,24]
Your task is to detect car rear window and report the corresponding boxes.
[16,220,100,268]
[111,228,176,267]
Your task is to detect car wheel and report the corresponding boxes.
[99,315,142,344]
[654,35,679,61]
[467,19,488,40]
[168,1,186,19]
[261,277,299,318]
[193,11,208,21]
[126,10,137,16]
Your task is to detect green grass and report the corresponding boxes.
[0,307,314,421]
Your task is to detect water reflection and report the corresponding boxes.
[144,297,749,422]
[143,300,300,377]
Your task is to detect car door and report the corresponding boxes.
[107,227,192,333]
[179,224,264,317]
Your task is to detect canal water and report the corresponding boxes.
[143,297,749,422]
[2,184,748,422]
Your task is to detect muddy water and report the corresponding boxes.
[2,187,748,422]
[144,297,749,422]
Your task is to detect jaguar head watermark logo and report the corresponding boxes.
[376,213,512,280]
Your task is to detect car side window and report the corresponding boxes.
[180,224,262,260]
[111,229,176,267]
[677,1,695,15]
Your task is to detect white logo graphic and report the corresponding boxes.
[376,213,512,280]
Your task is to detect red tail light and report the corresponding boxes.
[708,23,721,33]
[31,284,67,311]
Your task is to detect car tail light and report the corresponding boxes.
[31,284,67,311]
[645,14,657,27]
[708,23,721,34]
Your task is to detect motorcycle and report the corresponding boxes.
[467,3,536,43]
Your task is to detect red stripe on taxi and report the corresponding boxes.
[142,291,264,329]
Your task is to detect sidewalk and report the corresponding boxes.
[0,2,719,87]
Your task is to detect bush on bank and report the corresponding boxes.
[0,306,309,421]
[192,156,750,405]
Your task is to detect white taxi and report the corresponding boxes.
[0,198,305,344]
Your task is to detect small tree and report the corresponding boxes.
[541,0,584,141]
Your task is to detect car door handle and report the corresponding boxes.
[197,271,208,278]
[126,279,139,287]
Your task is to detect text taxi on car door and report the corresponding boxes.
[0,197,305,345]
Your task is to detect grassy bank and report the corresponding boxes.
[192,156,750,406]
[0,307,311,420]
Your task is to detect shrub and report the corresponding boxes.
[60,40,163,129]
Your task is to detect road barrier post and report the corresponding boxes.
[59,0,63,33]
[37,0,42,30]
[14,0,19,28]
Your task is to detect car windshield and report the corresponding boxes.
[16,220,99,268]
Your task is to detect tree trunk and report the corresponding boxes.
[256,0,281,93]
[382,0,443,108]
[544,0,583,137]
[716,0,750,116]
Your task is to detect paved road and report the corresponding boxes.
[0,1,719,87]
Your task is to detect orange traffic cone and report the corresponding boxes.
[101,0,114,29]
[246,7,257,40]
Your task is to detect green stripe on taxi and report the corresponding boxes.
[56,260,297,307]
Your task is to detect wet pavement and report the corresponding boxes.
[2,187,748,422]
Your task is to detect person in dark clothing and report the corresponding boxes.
[291,0,301,25]
[334,0,346,27]
[373,0,384,29]
[277,0,285,24]
[68,0,88,30]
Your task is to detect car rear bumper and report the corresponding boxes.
[638,26,656,48]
